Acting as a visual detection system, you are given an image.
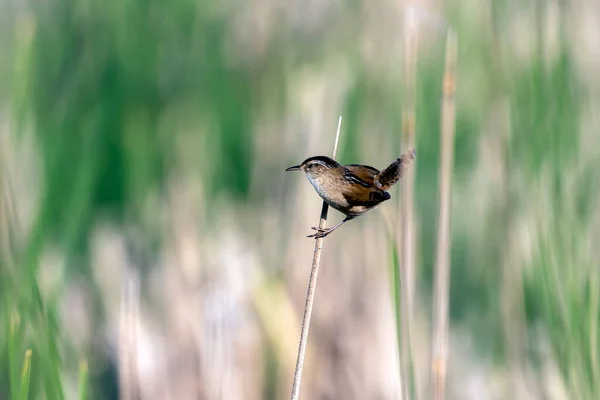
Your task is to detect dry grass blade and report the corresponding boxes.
[290,116,342,400]
[397,6,419,400]
[430,30,457,400]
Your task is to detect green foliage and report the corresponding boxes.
[0,0,598,397]
[509,50,580,178]
[18,0,290,255]
[522,167,600,398]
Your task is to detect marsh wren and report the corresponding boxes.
[286,149,416,238]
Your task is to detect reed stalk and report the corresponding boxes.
[290,116,342,400]
[430,30,457,400]
[397,7,419,400]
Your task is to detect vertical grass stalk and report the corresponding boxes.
[498,99,529,397]
[430,30,457,400]
[290,116,342,400]
[398,7,419,400]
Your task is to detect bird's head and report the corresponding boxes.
[285,156,340,179]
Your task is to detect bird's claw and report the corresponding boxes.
[307,228,331,239]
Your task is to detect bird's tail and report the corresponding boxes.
[374,149,416,190]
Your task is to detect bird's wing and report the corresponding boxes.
[341,167,390,205]
[336,166,380,204]
[341,184,389,207]
[344,164,379,186]
[374,149,416,190]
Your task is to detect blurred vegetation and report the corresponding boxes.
[0,0,599,399]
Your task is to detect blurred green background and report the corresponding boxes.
[0,0,599,399]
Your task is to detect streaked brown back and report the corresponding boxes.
[343,164,379,186]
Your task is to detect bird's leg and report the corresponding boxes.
[308,216,354,239]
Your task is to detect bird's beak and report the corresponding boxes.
[285,165,301,171]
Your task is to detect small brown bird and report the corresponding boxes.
[286,149,416,238]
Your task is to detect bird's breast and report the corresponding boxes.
[306,175,351,208]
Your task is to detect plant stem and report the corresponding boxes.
[398,6,419,399]
[430,30,457,400]
[290,116,342,400]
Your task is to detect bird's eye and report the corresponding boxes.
[306,164,312,170]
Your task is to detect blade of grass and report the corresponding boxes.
[19,349,32,400]
[290,116,342,400]
[388,235,405,396]
[589,263,599,390]
[79,360,89,400]
[8,311,22,399]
